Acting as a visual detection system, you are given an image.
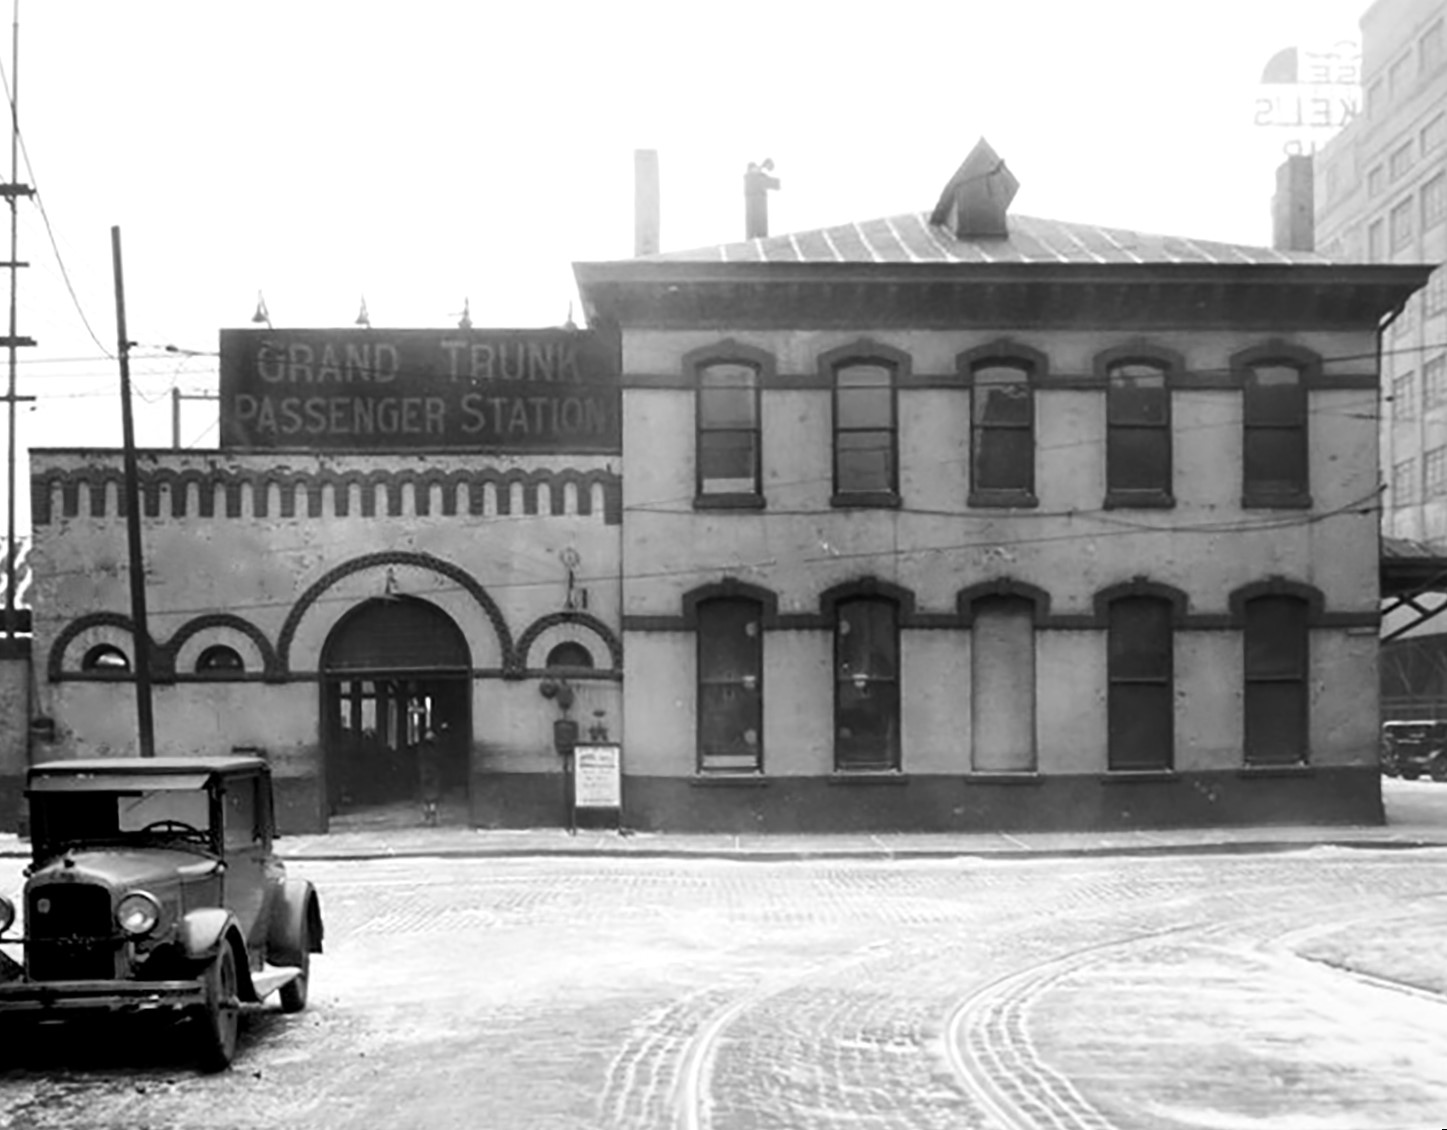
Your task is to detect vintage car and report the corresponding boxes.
[1381,720,1447,781]
[0,756,322,1070]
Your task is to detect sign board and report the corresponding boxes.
[1253,40,1360,155]
[219,327,620,453]
[572,744,622,810]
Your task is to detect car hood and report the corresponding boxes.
[27,848,221,892]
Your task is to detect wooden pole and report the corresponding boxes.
[111,225,154,757]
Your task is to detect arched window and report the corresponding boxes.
[697,598,763,773]
[1107,596,1174,771]
[81,644,130,673]
[697,361,761,500]
[1105,360,1172,505]
[833,362,897,500]
[545,641,594,669]
[1234,343,1317,508]
[834,597,900,771]
[196,645,245,674]
[1244,595,1309,765]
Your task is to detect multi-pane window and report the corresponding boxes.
[1422,19,1445,73]
[1428,270,1447,316]
[1243,596,1309,766]
[1107,597,1174,772]
[1426,446,1447,497]
[1368,219,1384,261]
[1423,113,1447,156]
[833,363,896,498]
[1390,141,1414,181]
[1424,174,1446,228]
[1368,166,1385,198]
[1427,355,1447,407]
[697,598,763,773]
[971,363,1034,498]
[1394,457,1420,506]
[834,598,900,771]
[1390,53,1412,96]
[697,362,761,499]
[970,596,1036,772]
[1391,197,1415,249]
[1393,370,1417,420]
[1243,362,1308,504]
[1106,360,1171,502]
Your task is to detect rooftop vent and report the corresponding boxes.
[930,137,1018,239]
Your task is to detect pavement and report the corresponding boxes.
[5,779,1446,863]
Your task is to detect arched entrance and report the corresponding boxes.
[321,596,472,827]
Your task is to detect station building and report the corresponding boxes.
[19,140,1433,834]
[575,140,1430,832]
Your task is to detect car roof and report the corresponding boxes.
[28,756,268,781]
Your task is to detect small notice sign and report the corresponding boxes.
[573,744,622,810]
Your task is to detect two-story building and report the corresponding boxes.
[575,139,1430,832]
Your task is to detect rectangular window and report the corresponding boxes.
[1426,446,1447,496]
[1244,597,1309,766]
[1243,363,1308,504]
[1395,298,1416,337]
[971,363,1035,501]
[1422,19,1445,73]
[223,777,260,851]
[1394,457,1419,505]
[1368,166,1385,198]
[1391,197,1414,249]
[1428,270,1447,315]
[833,363,896,499]
[1106,361,1171,504]
[697,599,763,773]
[1367,79,1384,117]
[1427,355,1447,407]
[834,598,900,771]
[970,597,1037,772]
[1368,219,1384,261]
[1424,174,1446,228]
[1390,141,1414,181]
[1424,113,1447,156]
[1394,370,1417,420]
[1390,53,1412,96]
[1107,598,1174,772]
[697,362,760,500]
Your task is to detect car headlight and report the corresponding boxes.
[0,896,12,935]
[116,891,161,937]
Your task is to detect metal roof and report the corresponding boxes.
[650,212,1337,268]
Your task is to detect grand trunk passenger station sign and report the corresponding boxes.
[220,328,621,452]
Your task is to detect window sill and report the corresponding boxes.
[969,489,1039,509]
[691,772,768,787]
[694,493,766,511]
[1100,769,1178,784]
[965,771,1044,786]
[1238,762,1314,778]
[830,491,902,509]
[1241,492,1313,510]
[1103,491,1175,510]
[828,770,909,785]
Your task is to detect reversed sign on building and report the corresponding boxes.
[219,328,621,452]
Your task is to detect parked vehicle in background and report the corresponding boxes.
[1381,721,1447,781]
[0,756,323,1070]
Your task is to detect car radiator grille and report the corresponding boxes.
[27,884,117,981]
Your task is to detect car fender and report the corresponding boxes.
[178,910,258,1001]
[267,879,324,967]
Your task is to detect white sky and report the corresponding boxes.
[1,0,1369,530]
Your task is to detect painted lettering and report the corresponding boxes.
[460,392,486,433]
[256,346,285,383]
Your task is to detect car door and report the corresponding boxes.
[220,773,272,960]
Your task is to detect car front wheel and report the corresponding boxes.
[278,923,310,1014]
[194,944,240,1071]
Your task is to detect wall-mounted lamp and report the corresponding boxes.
[251,291,271,327]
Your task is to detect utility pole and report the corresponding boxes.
[111,226,154,758]
[2,0,34,640]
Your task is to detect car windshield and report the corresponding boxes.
[30,788,214,855]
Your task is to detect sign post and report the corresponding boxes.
[571,743,622,831]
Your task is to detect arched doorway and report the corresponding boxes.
[320,596,472,827]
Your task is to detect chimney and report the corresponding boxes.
[930,138,1018,239]
[744,160,780,239]
[634,149,660,257]
[1271,154,1315,253]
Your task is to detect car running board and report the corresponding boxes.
[249,965,301,1002]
